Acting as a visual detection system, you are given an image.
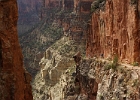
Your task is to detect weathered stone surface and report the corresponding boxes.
[43,0,93,42]
[0,0,33,99]
[73,58,140,100]
[86,0,140,64]
[32,37,85,100]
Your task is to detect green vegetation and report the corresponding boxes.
[42,26,62,40]
[19,19,63,75]
[104,63,112,70]
[112,55,118,68]
[132,61,139,66]
[104,55,118,70]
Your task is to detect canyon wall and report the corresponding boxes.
[72,58,140,100]
[86,0,140,64]
[31,0,140,100]
[0,0,32,99]
[19,0,94,76]
[17,0,42,35]
[17,0,42,24]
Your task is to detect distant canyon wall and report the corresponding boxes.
[17,0,42,24]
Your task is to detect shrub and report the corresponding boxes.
[104,55,118,70]
[104,63,112,70]
[133,62,139,66]
[111,55,118,70]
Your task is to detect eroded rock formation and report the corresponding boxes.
[72,58,140,100]
[19,0,94,76]
[32,0,140,100]
[0,0,33,99]
[32,37,85,100]
[86,0,140,64]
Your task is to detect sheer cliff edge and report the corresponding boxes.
[0,0,33,100]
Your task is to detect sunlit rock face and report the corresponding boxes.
[86,0,140,64]
[0,0,33,99]
[73,58,140,100]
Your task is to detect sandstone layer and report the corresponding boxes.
[86,0,140,64]
[0,0,32,100]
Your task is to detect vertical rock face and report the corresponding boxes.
[17,0,42,24]
[86,0,140,64]
[17,0,42,35]
[0,0,33,100]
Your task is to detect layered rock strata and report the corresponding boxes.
[86,0,140,64]
[0,0,33,99]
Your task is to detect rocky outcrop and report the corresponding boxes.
[0,0,32,100]
[19,19,63,76]
[71,58,140,100]
[20,0,93,76]
[86,0,140,64]
[32,37,85,100]
[31,0,140,100]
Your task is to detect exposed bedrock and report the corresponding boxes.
[86,0,140,64]
[0,0,33,99]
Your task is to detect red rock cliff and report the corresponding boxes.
[0,0,33,100]
[86,0,140,64]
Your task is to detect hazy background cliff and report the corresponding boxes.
[17,0,42,35]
